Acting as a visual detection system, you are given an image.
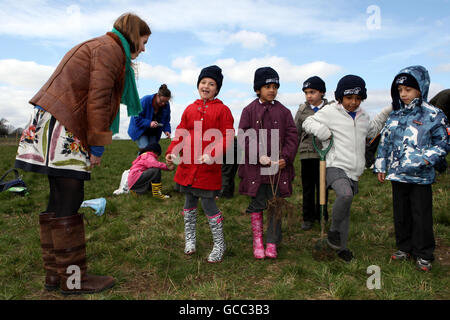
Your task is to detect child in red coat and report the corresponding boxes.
[166,65,234,263]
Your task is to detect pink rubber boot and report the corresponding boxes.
[251,212,265,259]
[265,243,277,259]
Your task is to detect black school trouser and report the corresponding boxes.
[220,139,238,197]
[391,181,435,261]
[301,159,328,222]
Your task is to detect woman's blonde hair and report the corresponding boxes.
[113,13,151,54]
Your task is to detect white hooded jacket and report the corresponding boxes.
[302,102,392,181]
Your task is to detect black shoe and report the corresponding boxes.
[301,221,313,230]
[327,230,341,250]
[337,249,354,262]
[219,192,233,198]
[218,188,233,198]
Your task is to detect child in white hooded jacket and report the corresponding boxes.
[303,75,391,262]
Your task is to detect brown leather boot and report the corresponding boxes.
[50,213,115,295]
[39,212,60,291]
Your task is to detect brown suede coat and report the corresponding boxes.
[30,32,126,150]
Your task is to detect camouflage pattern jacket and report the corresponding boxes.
[374,66,450,184]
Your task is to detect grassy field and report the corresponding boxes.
[0,138,449,300]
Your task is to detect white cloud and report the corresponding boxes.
[0,59,54,89]
[0,59,55,129]
[137,56,341,87]
[277,92,304,108]
[0,2,112,41]
[363,89,392,116]
[0,0,411,44]
[0,86,35,129]
[222,89,252,101]
[428,82,445,101]
[138,62,199,85]
[171,56,196,70]
[218,57,342,84]
[229,31,272,49]
[146,0,396,43]
[374,35,450,63]
[196,30,272,50]
[435,63,450,73]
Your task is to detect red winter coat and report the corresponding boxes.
[166,98,234,190]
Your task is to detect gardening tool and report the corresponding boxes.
[311,135,336,261]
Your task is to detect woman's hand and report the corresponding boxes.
[377,172,385,183]
[90,155,102,169]
[164,131,171,138]
[150,121,159,128]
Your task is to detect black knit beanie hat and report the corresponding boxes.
[197,65,223,96]
[253,67,280,92]
[139,143,162,156]
[393,73,420,91]
[302,76,326,93]
[334,75,367,101]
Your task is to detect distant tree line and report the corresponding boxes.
[0,118,23,138]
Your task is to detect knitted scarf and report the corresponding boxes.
[110,28,142,134]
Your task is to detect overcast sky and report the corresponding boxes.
[1,0,449,138]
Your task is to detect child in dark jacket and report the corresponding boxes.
[238,67,299,259]
[127,143,172,198]
[294,76,333,230]
[374,65,450,271]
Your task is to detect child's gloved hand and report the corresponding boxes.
[259,155,271,166]
[316,126,332,141]
[167,163,175,171]
[198,154,213,164]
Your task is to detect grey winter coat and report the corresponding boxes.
[294,99,333,159]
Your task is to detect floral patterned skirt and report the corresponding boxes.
[15,107,91,180]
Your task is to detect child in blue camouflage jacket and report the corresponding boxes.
[374,65,450,272]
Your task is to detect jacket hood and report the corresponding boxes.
[391,65,430,110]
[132,151,158,166]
